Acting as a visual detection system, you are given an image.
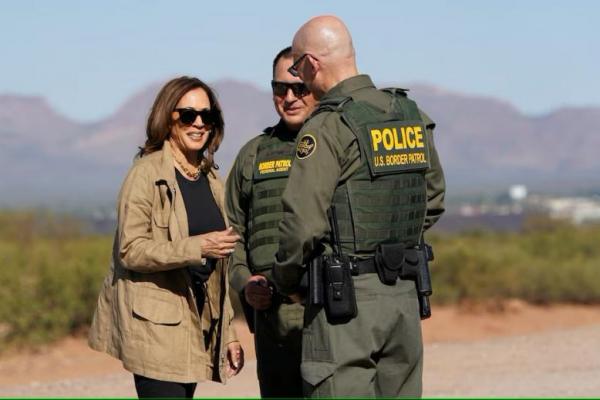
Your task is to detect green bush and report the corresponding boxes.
[428,220,600,305]
[0,211,111,352]
[0,211,599,351]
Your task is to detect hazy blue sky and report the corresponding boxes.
[1,0,598,122]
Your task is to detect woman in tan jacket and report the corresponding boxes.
[89,76,243,398]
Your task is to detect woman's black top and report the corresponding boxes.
[175,168,225,288]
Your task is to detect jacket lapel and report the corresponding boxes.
[158,143,189,240]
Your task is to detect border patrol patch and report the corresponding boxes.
[296,134,317,159]
[365,120,430,175]
[253,157,292,180]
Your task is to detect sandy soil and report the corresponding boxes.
[1,303,599,397]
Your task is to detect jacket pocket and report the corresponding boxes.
[132,286,183,325]
[129,285,188,374]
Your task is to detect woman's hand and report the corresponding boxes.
[198,227,240,259]
[226,341,244,377]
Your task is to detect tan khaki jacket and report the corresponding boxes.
[88,143,237,383]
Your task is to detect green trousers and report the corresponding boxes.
[301,273,423,398]
[254,300,304,397]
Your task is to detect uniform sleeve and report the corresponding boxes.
[273,115,346,295]
[118,163,205,272]
[420,110,446,231]
[225,144,255,294]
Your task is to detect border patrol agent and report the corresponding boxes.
[273,16,445,397]
[226,47,317,397]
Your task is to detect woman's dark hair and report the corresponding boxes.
[140,76,224,173]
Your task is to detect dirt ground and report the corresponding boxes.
[1,303,599,397]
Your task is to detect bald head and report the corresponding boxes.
[293,16,355,61]
[291,15,358,97]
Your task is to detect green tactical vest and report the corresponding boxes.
[247,132,296,272]
[321,89,430,254]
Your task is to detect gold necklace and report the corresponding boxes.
[168,140,201,180]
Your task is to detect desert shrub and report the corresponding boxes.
[0,211,110,351]
[1,211,599,351]
[428,219,600,305]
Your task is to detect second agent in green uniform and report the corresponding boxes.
[273,17,446,397]
[226,47,317,397]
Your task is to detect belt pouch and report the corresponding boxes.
[323,256,357,321]
[375,243,405,285]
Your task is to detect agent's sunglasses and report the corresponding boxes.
[287,53,309,77]
[271,80,310,98]
[175,108,218,126]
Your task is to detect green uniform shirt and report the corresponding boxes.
[273,75,446,295]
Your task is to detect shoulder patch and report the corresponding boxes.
[296,133,317,159]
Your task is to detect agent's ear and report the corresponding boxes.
[307,54,319,74]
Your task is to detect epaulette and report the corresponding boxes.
[381,87,409,97]
[311,96,353,118]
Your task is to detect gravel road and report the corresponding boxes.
[2,323,599,397]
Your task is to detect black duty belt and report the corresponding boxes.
[349,257,377,276]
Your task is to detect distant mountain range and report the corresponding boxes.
[1,79,599,208]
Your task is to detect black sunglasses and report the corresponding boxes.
[175,108,218,126]
[287,53,309,77]
[271,80,310,98]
